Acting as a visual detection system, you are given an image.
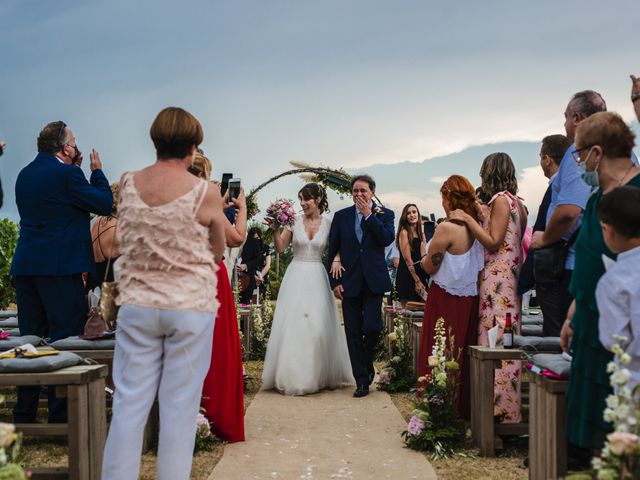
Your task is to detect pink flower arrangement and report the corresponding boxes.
[407,415,425,436]
[266,198,296,228]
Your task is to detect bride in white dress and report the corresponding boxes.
[262,183,354,395]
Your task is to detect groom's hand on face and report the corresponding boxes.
[333,285,344,300]
[355,197,372,217]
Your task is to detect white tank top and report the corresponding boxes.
[428,239,484,297]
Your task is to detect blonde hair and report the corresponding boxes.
[110,182,120,216]
[190,151,212,180]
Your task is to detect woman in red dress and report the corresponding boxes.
[190,152,247,442]
[417,175,484,419]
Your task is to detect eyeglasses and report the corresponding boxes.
[571,146,592,164]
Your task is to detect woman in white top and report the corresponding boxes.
[417,175,484,419]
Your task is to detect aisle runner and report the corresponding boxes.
[209,387,437,480]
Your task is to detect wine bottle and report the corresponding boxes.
[503,312,514,349]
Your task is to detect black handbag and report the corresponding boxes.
[533,229,579,284]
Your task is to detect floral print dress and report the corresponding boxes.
[478,191,523,423]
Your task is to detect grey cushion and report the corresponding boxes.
[0,311,17,319]
[0,318,19,328]
[531,353,571,378]
[401,311,424,319]
[0,351,84,373]
[50,336,116,350]
[514,335,561,352]
[521,312,544,326]
[0,336,44,349]
[6,328,21,337]
[521,324,544,336]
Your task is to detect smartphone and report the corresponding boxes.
[228,178,241,202]
[220,173,233,196]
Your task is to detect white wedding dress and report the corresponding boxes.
[262,216,354,395]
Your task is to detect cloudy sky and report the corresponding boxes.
[1,0,639,222]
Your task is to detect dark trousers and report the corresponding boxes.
[341,283,383,387]
[536,269,573,337]
[13,275,87,423]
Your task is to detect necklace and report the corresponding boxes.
[617,163,635,186]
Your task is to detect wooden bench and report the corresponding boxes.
[528,372,568,480]
[0,364,107,480]
[469,346,528,456]
[411,321,423,375]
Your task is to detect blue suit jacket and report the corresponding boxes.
[327,204,395,296]
[10,152,113,276]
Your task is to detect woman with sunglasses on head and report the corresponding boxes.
[394,204,428,307]
[560,112,640,453]
[189,151,247,443]
[417,175,484,419]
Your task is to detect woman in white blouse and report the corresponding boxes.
[416,175,484,420]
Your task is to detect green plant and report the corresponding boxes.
[0,219,18,310]
[194,409,220,453]
[376,311,414,392]
[401,318,465,459]
[247,288,275,360]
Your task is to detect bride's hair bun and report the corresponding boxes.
[298,183,329,213]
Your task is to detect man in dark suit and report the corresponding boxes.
[327,174,395,397]
[10,120,112,423]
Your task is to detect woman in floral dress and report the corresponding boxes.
[449,152,527,423]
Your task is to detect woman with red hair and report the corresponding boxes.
[417,175,484,419]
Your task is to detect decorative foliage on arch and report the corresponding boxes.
[245,162,354,219]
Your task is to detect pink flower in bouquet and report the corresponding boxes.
[266,198,296,228]
[428,355,439,367]
[407,415,425,436]
[607,432,639,456]
[378,369,391,384]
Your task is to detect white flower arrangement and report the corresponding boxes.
[594,335,640,479]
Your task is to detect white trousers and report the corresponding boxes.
[101,305,215,480]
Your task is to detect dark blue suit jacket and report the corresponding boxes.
[327,204,395,296]
[10,152,112,276]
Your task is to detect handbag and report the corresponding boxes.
[533,228,579,284]
[99,224,119,330]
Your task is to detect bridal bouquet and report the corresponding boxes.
[591,335,640,480]
[401,318,465,459]
[265,198,296,228]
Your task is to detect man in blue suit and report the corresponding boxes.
[10,120,112,423]
[327,175,395,397]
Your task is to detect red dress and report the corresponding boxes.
[417,282,479,420]
[201,261,245,442]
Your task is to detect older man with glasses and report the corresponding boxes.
[10,120,112,424]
